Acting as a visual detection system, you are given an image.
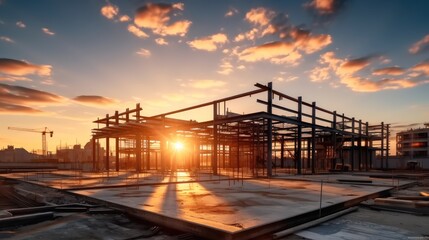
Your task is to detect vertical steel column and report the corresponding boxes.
[105,114,110,172]
[136,105,141,172]
[267,82,273,177]
[332,111,337,170]
[311,102,316,174]
[297,96,302,175]
[351,117,355,171]
[365,122,369,170]
[115,111,120,172]
[381,122,385,169]
[386,124,390,169]
[212,102,218,175]
[146,136,150,170]
[280,135,285,168]
[358,120,362,171]
[341,114,345,166]
[92,136,96,171]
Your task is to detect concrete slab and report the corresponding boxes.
[1,172,414,240]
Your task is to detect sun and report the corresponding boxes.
[173,141,184,151]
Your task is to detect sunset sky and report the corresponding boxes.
[1,0,429,155]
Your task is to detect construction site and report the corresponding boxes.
[1,82,428,240]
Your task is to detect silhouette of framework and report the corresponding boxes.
[92,82,390,176]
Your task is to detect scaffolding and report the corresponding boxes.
[91,82,390,176]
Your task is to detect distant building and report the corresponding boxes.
[55,141,105,170]
[0,145,40,162]
[396,124,429,168]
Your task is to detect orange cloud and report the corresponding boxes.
[0,76,31,82]
[127,24,149,38]
[238,41,300,65]
[0,83,64,105]
[305,0,345,15]
[119,15,130,22]
[0,36,14,43]
[409,34,429,54]
[340,76,418,92]
[372,67,405,76]
[245,7,275,26]
[155,38,168,45]
[73,95,117,106]
[101,4,119,19]
[0,102,42,114]
[42,27,55,36]
[217,60,233,75]
[411,60,429,75]
[337,56,372,76]
[0,58,52,77]
[188,33,228,51]
[134,3,191,36]
[187,80,226,89]
[290,28,332,53]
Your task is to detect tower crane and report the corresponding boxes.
[8,127,54,156]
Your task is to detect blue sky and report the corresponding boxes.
[1,0,429,154]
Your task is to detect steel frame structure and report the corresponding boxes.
[92,82,390,176]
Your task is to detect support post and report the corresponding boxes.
[267,82,273,177]
[351,118,355,171]
[92,136,96,171]
[381,122,385,169]
[280,135,285,168]
[105,114,110,172]
[332,111,337,170]
[213,102,218,175]
[358,120,362,171]
[386,124,390,169]
[365,122,369,171]
[115,111,119,172]
[311,102,316,174]
[297,96,302,175]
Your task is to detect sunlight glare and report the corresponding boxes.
[174,141,184,151]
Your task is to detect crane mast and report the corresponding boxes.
[8,127,54,156]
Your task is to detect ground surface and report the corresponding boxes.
[1,171,428,240]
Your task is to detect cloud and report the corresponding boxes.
[0,76,31,82]
[340,76,419,92]
[372,67,405,76]
[225,8,238,17]
[337,56,373,76]
[136,48,151,57]
[42,27,55,36]
[16,21,26,28]
[245,7,275,26]
[311,51,429,92]
[119,15,130,22]
[0,102,42,114]
[101,4,119,19]
[411,60,429,75]
[238,41,301,65]
[127,24,149,38]
[134,3,191,36]
[409,34,429,54]
[155,38,168,45]
[0,83,64,105]
[217,60,233,75]
[235,8,331,66]
[73,95,117,106]
[0,36,14,43]
[188,33,228,51]
[305,0,346,15]
[189,80,226,89]
[0,58,52,76]
[289,28,332,53]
